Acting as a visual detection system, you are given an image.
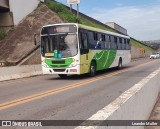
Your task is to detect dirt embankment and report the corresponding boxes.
[0,4,63,65]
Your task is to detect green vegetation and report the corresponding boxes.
[45,0,154,51]
[44,0,115,32]
[80,17,114,32]
[0,28,5,40]
[131,38,154,51]
[4,60,12,67]
[45,0,80,23]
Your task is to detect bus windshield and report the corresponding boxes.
[41,34,78,58]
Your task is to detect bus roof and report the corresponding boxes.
[42,23,130,39]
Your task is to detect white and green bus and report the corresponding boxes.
[36,23,131,78]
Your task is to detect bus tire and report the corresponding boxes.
[90,61,96,77]
[58,74,67,78]
[117,58,122,70]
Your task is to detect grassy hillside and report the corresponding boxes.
[131,38,154,51]
[45,0,115,32]
[45,0,154,52]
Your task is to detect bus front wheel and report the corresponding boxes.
[58,74,67,78]
[90,62,96,77]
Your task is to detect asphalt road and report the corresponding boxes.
[0,58,160,129]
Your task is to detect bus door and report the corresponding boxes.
[79,30,90,74]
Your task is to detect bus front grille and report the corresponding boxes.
[52,60,65,64]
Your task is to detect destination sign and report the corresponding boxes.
[41,25,77,34]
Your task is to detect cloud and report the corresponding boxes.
[89,5,160,41]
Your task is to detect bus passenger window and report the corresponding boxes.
[118,38,122,50]
[126,39,130,50]
[110,36,117,50]
[105,35,109,49]
[80,33,88,49]
[122,38,126,50]
[114,36,117,43]
[119,38,122,43]
[114,36,118,49]
[101,34,105,41]
[123,39,127,50]
[93,32,98,41]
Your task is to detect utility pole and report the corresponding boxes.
[77,4,79,17]
[70,4,72,13]
[67,0,80,17]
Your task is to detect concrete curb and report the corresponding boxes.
[0,59,152,82]
[0,65,42,82]
[76,67,160,129]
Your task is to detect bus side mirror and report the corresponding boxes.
[34,33,38,45]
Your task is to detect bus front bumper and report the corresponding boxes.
[42,65,80,75]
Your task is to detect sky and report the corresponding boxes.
[56,0,160,41]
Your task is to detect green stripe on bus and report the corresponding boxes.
[93,50,117,70]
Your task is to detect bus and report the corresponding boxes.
[35,23,131,78]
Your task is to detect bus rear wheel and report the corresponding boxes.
[117,58,122,70]
[58,74,67,78]
[90,62,96,77]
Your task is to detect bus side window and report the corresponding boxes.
[105,35,110,49]
[108,35,111,49]
[114,36,118,49]
[80,33,88,49]
[93,32,98,41]
[119,37,122,50]
[110,36,117,50]
[126,39,130,50]
[122,38,125,50]
[79,32,89,54]
[101,34,106,49]
[123,39,127,50]
[88,31,94,49]
[95,33,102,49]
[89,31,98,49]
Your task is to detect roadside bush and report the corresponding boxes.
[45,0,66,13]
[58,12,81,23]
[0,28,5,40]
[4,60,11,66]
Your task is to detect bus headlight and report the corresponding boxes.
[71,59,79,67]
[42,62,49,68]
